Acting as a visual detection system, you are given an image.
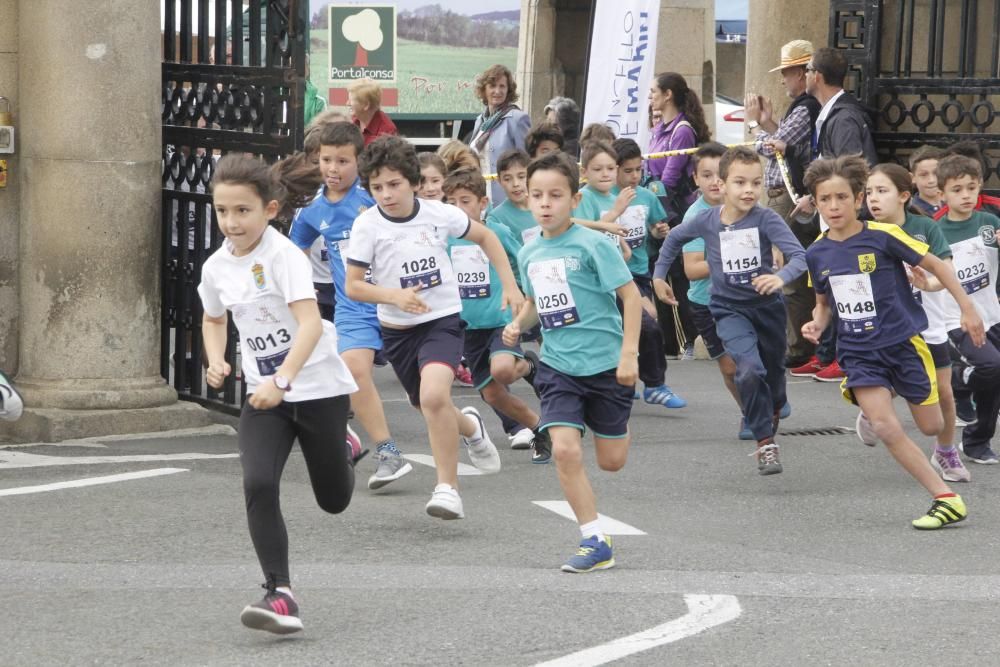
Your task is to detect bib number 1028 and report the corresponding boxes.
[402,257,437,273]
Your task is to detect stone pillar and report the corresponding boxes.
[654,1,716,136]
[2,0,210,441]
[745,0,829,129]
[0,0,18,375]
[517,0,558,122]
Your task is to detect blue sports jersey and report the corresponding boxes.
[289,179,378,326]
[806,221,929,351]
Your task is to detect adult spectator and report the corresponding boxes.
[348,79,397,146]
[470,64,531,204]
[745,40,821,369]
[544,96,582,158]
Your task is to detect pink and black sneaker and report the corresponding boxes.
[240,585,303,634]
[346,424,369,467]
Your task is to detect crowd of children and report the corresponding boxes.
[190,103,1000,634]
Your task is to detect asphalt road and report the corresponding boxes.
[3,360,999,666]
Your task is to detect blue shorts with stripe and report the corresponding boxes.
[839,335,938,406]
[535,362,633,438]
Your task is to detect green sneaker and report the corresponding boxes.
[912,495,966,530]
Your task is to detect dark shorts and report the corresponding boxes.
[535,362,633,438]
[381,314,465,407]
[632,274,653,298]
[839,335,938,407]
[926,340,951,370]
[688,302,726,360]
[464,327,524,391]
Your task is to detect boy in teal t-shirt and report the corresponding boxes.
[504,151,641,574]
[572,140,686,409]
[487,149,542,249]
[444,168,550,462]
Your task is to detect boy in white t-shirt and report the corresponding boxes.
[346,136,525,519]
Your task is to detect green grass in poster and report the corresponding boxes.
[311,36,517,114]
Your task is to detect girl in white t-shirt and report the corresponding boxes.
[198,154,359,635]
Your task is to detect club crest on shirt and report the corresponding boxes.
[979,225,996,246]
[564,256,581,271]
[252,262,266,290]
[857,253,877,273]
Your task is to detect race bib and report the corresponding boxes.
[952,237,990,295]
[521,227,542,245]
[619,206,648,249]
[399,255,443,290]
[719,227,762,284]
[829,273,878,334]
[338,239,373,283]
[451,245,491,299]
[232,296,294,377]
[528,258,580,329]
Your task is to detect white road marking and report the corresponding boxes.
[532,500,647,535]
[403,453,483,476]
[0,450,239,469]
[0,425,237,449]
[0,468,189,497]
[534,594,741,667]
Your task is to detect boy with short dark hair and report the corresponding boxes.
[503,151,641,572]
[524,121,565,159]
[346,136,523,520]
[653,146,807,475]
[909,145,944,216]
[487,149,540,247]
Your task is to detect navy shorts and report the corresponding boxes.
[535,362,633,438]
[839,335,938,407]
[688,302,726,360]
[464,327,524,391]
[926,341,951,370]
[381,314,465,407]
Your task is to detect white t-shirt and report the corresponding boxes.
[346,199,471,326]
[197,226,358,401]
[308,236,333,284]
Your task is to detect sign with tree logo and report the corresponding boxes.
[328,5,397,83]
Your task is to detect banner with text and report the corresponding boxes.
[583,0,661,152]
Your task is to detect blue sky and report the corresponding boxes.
[716,0,749,20]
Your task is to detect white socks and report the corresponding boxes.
[580,519,605,542]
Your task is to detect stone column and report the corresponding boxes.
[654,1,716,136]
[0,0,18,375]
[3,0,210,441]
[745,0,829,128]
[517,0,559,121]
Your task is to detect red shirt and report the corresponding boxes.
[354,109,397,146]
[933,193,1000,220]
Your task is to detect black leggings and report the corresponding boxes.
[239,394,354,588]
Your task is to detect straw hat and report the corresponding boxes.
[769,40,814,72]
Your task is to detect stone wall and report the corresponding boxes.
[0,0,18,374]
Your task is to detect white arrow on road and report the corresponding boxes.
[0,468,189,497]
[534,594,741,667]
[0,450,238,469]
[403,453,485,476]
[532,500,647,535]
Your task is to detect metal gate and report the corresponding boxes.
[161,0,308,413]
[830,0,1000,188]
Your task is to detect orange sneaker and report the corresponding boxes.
[814,360,846,382]
[789,355,824,377]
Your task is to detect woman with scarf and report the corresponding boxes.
[469,64,531,204]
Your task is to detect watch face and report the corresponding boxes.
[275,376,289,390]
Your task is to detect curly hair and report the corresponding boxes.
[524,122,565,157]
[358,135,421,189]
[474,64,519,107]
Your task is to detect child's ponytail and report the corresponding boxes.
[211,153,323,227]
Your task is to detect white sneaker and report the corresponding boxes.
[0,370,23,422]
[508,427,534,450]
[855,411,879,447]
[461,406,501,473]
[425,483,464,520]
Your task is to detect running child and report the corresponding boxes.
[443,167,551,463]
[417,152,447,202]
[653,146,807,475]
[909,146,944,216]
[502,151,641,572]
[524,121,565,159]
[865,163,969,482]
[346,135,521,520]
[199,154,360,634]
[801,155,985,529]
[288,122,412,491]
[934,154,1000,464]
[488,149,542,248]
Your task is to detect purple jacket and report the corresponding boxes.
[646,113,697,188]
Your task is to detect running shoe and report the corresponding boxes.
[643,384,687,408]
[425,483,464,520]
[367,451,413,490]
[523,350,540,396]
[561,535,614,573]
[508,427,534,450]
[345,424,369,466]
[813,360,846,382]
[958,442,999,465]
[680,343,695,361]
[531,427,552,464]
[461,406,501,473]
[240,585,303,634]
[931,448,971,483]
[633,387,641,401]
[0,369,23,422]
[789,355,824,377]
[738,418,754,441]
[855,411,879,447]
[912,495,966,530]
[454,362,474,387]
[779,401,791,419]
[955,396,977,426]
[752,440,783,475]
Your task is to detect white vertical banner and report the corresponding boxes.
[583,0,662,152]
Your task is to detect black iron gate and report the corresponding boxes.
[161,0,308,413]
[831,0,1000,188]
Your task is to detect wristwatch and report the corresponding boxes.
[273,375,292,391]
[747,120,760,130]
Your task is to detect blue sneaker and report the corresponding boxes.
[643,385,687,408]
[779,401,791,419]
[738,417,753,440]
[561,535,614,573]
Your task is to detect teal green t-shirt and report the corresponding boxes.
[518,223,633,376]
[487,199,541,247]
[449,220,521,330]
[609,185,668,276]
[680,195,713,306]
[900,212,951,259]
